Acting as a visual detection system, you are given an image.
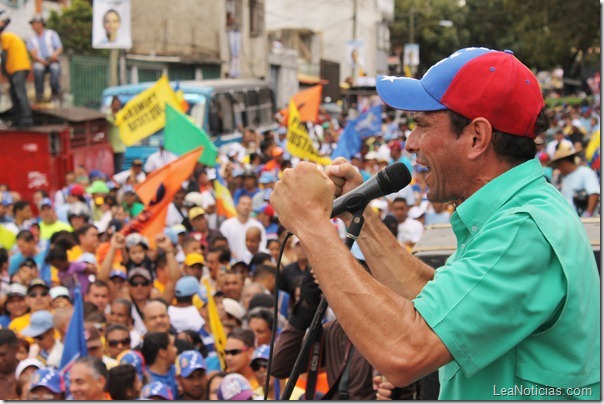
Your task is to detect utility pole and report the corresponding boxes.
[351,0,357,82]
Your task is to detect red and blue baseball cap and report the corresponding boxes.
[376,47,544,138]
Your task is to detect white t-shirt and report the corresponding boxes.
[560,166,600,212]
[168,305,205,333]
[144,150,178,173]
[219,217,267,260]
[397,217,424,245]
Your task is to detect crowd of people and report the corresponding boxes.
[0,50,600,400]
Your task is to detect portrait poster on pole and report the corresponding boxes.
[92,0,132,49]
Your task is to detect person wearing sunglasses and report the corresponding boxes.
[20,310,60,366]
[250,344,280,399]
[84,322,118,370]
[9,278,52,339]
[224,328,258,392]
[104,323,131,359]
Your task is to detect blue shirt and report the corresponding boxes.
[146,365,178,399]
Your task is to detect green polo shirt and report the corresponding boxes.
[413,159,600,400]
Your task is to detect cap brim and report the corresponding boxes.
[376,75,446,112]
[180,364,206,378]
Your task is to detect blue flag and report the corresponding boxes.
[331,118,363,160]
[355,104,383,138]
[331,105,383,160]
[60,287,88,373]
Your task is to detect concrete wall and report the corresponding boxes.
[266,0,394,83]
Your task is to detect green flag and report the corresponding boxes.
[164,104,218,166]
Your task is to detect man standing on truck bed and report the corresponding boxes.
[0,13,33,127]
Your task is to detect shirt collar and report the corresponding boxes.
[453,159,545,233]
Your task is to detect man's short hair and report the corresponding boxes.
[12,200,29,216]
[141,332,170,366]
[447,108,548,165]
[251,264,276,281]
[86,280,109,295]
[226,328,255,348]
[74,356,108,387]
[0,329,19,347]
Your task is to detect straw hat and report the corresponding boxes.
[548,144,581,166]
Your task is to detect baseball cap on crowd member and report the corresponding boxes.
[49,286,71,302]
[29,368,63,394]
[272,147,284,157]
[141,381,173,400]
[409,206,426,220]
[258,172,277,184]
[188,206,206,221]
[184,252,204,267]
[88,170,107,180]
[376,47,545,138]
[27,278,50,293]
[69,184,86,197]
[217,373,254,400]
[175,276,200,298]
[7,282,27,298]
[175,350,207,378]
[85,180,110,195]
[21,310,54,337]
[128,267,153,282]
[125,233,149,250]
[388,140,403,151]
[117,350,146,382]
[253,203,275,218]
[251,344,270,366]
[39,197,53,209]
[109,270,127,281]
[15,357,44,379]
[222,298,245,321]
[171,224,187,235]
[76,252,97,265]
[132,159,144,166]
[184,191,204,207]
[29,14,45,24]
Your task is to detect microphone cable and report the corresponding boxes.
[263,230,294,400]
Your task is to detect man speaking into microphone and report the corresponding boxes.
[270,47,599,400]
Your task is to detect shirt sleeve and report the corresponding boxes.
[413,212,566,378]
[583,168,600,195]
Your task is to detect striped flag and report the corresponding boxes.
[214,167,237,219]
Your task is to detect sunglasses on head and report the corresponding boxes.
[251,360,268,371]
[129,279,150,287]
[224,348,247,356]
[28,290,48,298]
[108,337,131,347]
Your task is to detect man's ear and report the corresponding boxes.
[465,117,493,161]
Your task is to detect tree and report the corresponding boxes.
[391,0,600,78]
[46,0,105,56]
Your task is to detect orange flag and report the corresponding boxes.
[280,84,323,125]
[121,147,203,248]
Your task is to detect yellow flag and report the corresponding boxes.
[115,76,183,146]
[286,100,331,166]
[203,279,227,370]
[585,130,600,162]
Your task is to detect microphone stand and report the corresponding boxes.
[280,211,365,400]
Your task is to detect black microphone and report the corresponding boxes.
[331,162,412,218]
